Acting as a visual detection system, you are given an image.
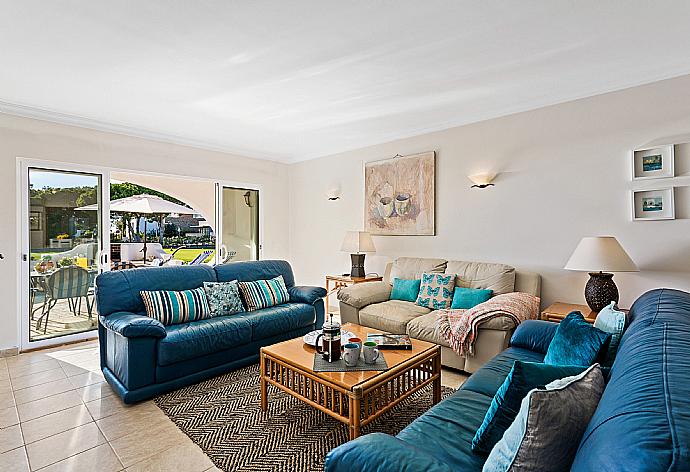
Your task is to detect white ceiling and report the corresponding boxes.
[2,1,690,163]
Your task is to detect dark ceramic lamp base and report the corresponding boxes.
[350,253,366,278]
[585,272,619,312]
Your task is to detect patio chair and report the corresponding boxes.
[188,250,214,265]
[35,266,91,333]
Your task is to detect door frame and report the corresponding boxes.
[17,158,111,350]
[214,181,264,264]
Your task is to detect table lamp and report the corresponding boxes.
[564,236,638,311]
[340,231,376,278]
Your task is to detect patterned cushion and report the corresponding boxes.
[140,287,211,326]
[483,364,605,472]
[238,275,290,311]
[593,301,626,366]
[415,273,455,310]
[203,281,245,317]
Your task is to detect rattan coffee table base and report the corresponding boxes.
[260,343,441,440]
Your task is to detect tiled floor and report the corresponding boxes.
[0,340,467,471]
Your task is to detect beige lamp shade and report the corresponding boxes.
[564,236,638,272]
[340,231,376,254]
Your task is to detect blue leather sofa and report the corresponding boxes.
[325,288,690,471]
[96,260,326,403]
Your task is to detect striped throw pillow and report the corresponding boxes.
[238,275,290,311]
[140,287,211,325]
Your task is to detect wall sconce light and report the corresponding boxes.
[326,186,341,201]
[243,191,252,207]
[468,173,496,189]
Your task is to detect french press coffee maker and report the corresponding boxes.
[315,314,341,362]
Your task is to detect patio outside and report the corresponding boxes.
[29,170,214,342]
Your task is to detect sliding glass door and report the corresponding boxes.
[215,185,260,263]
[21,163,110,348]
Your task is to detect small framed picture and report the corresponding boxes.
[632,145,674,180]
[632,188,675,221]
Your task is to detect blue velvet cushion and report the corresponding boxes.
[391,278,422,302]
[451,287,493,309]
[472,361,589,453]
[593,301,626,366]
[543,312,610,366]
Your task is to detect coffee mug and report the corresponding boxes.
[362,341,380,364]
[343,343,361,367]
[348,337,362,348]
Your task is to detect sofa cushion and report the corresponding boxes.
[388,257,447,284]
[472,361,591,454]
[240,303,316,341]
[391,278,422,302]
[397,389,491,470]
[544,312,610,366]
[360,300,430,333]
[96,265,217,317]
[238,275,290,311]
[407,311,450,347]
[203,281,245,317]
[416,273,455,310]
[452,287,493,309]
[157,315,252,366]
[484,365,605,471]
[140,288,211,326]
[445,261,515,295]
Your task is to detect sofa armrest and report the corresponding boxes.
[509,319,558,354]
[325,433,453,472]
[100,312,167,338]
[288,285,327,305]
[337,281,391,309]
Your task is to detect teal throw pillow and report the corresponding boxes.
[593,301,626,367]
[543,312,611,366]
[390,278,421,302]
[415,273,455,310]
[472,361,589,454]
[451,287,493,309]
[483,365,605,472]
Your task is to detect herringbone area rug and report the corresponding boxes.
[154,363,454,472]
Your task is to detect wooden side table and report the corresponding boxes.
[325,274,383,314]
[541,302,629,324]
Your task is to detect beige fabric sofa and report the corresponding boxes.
[337,257,541,373]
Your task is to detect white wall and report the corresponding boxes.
[289,74,690,310]
[0,114,290,351]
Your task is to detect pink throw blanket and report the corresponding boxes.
[437,292,540,356]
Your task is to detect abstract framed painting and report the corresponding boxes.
[364,151,435,235]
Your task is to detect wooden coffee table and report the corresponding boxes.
[260,323,441,440]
